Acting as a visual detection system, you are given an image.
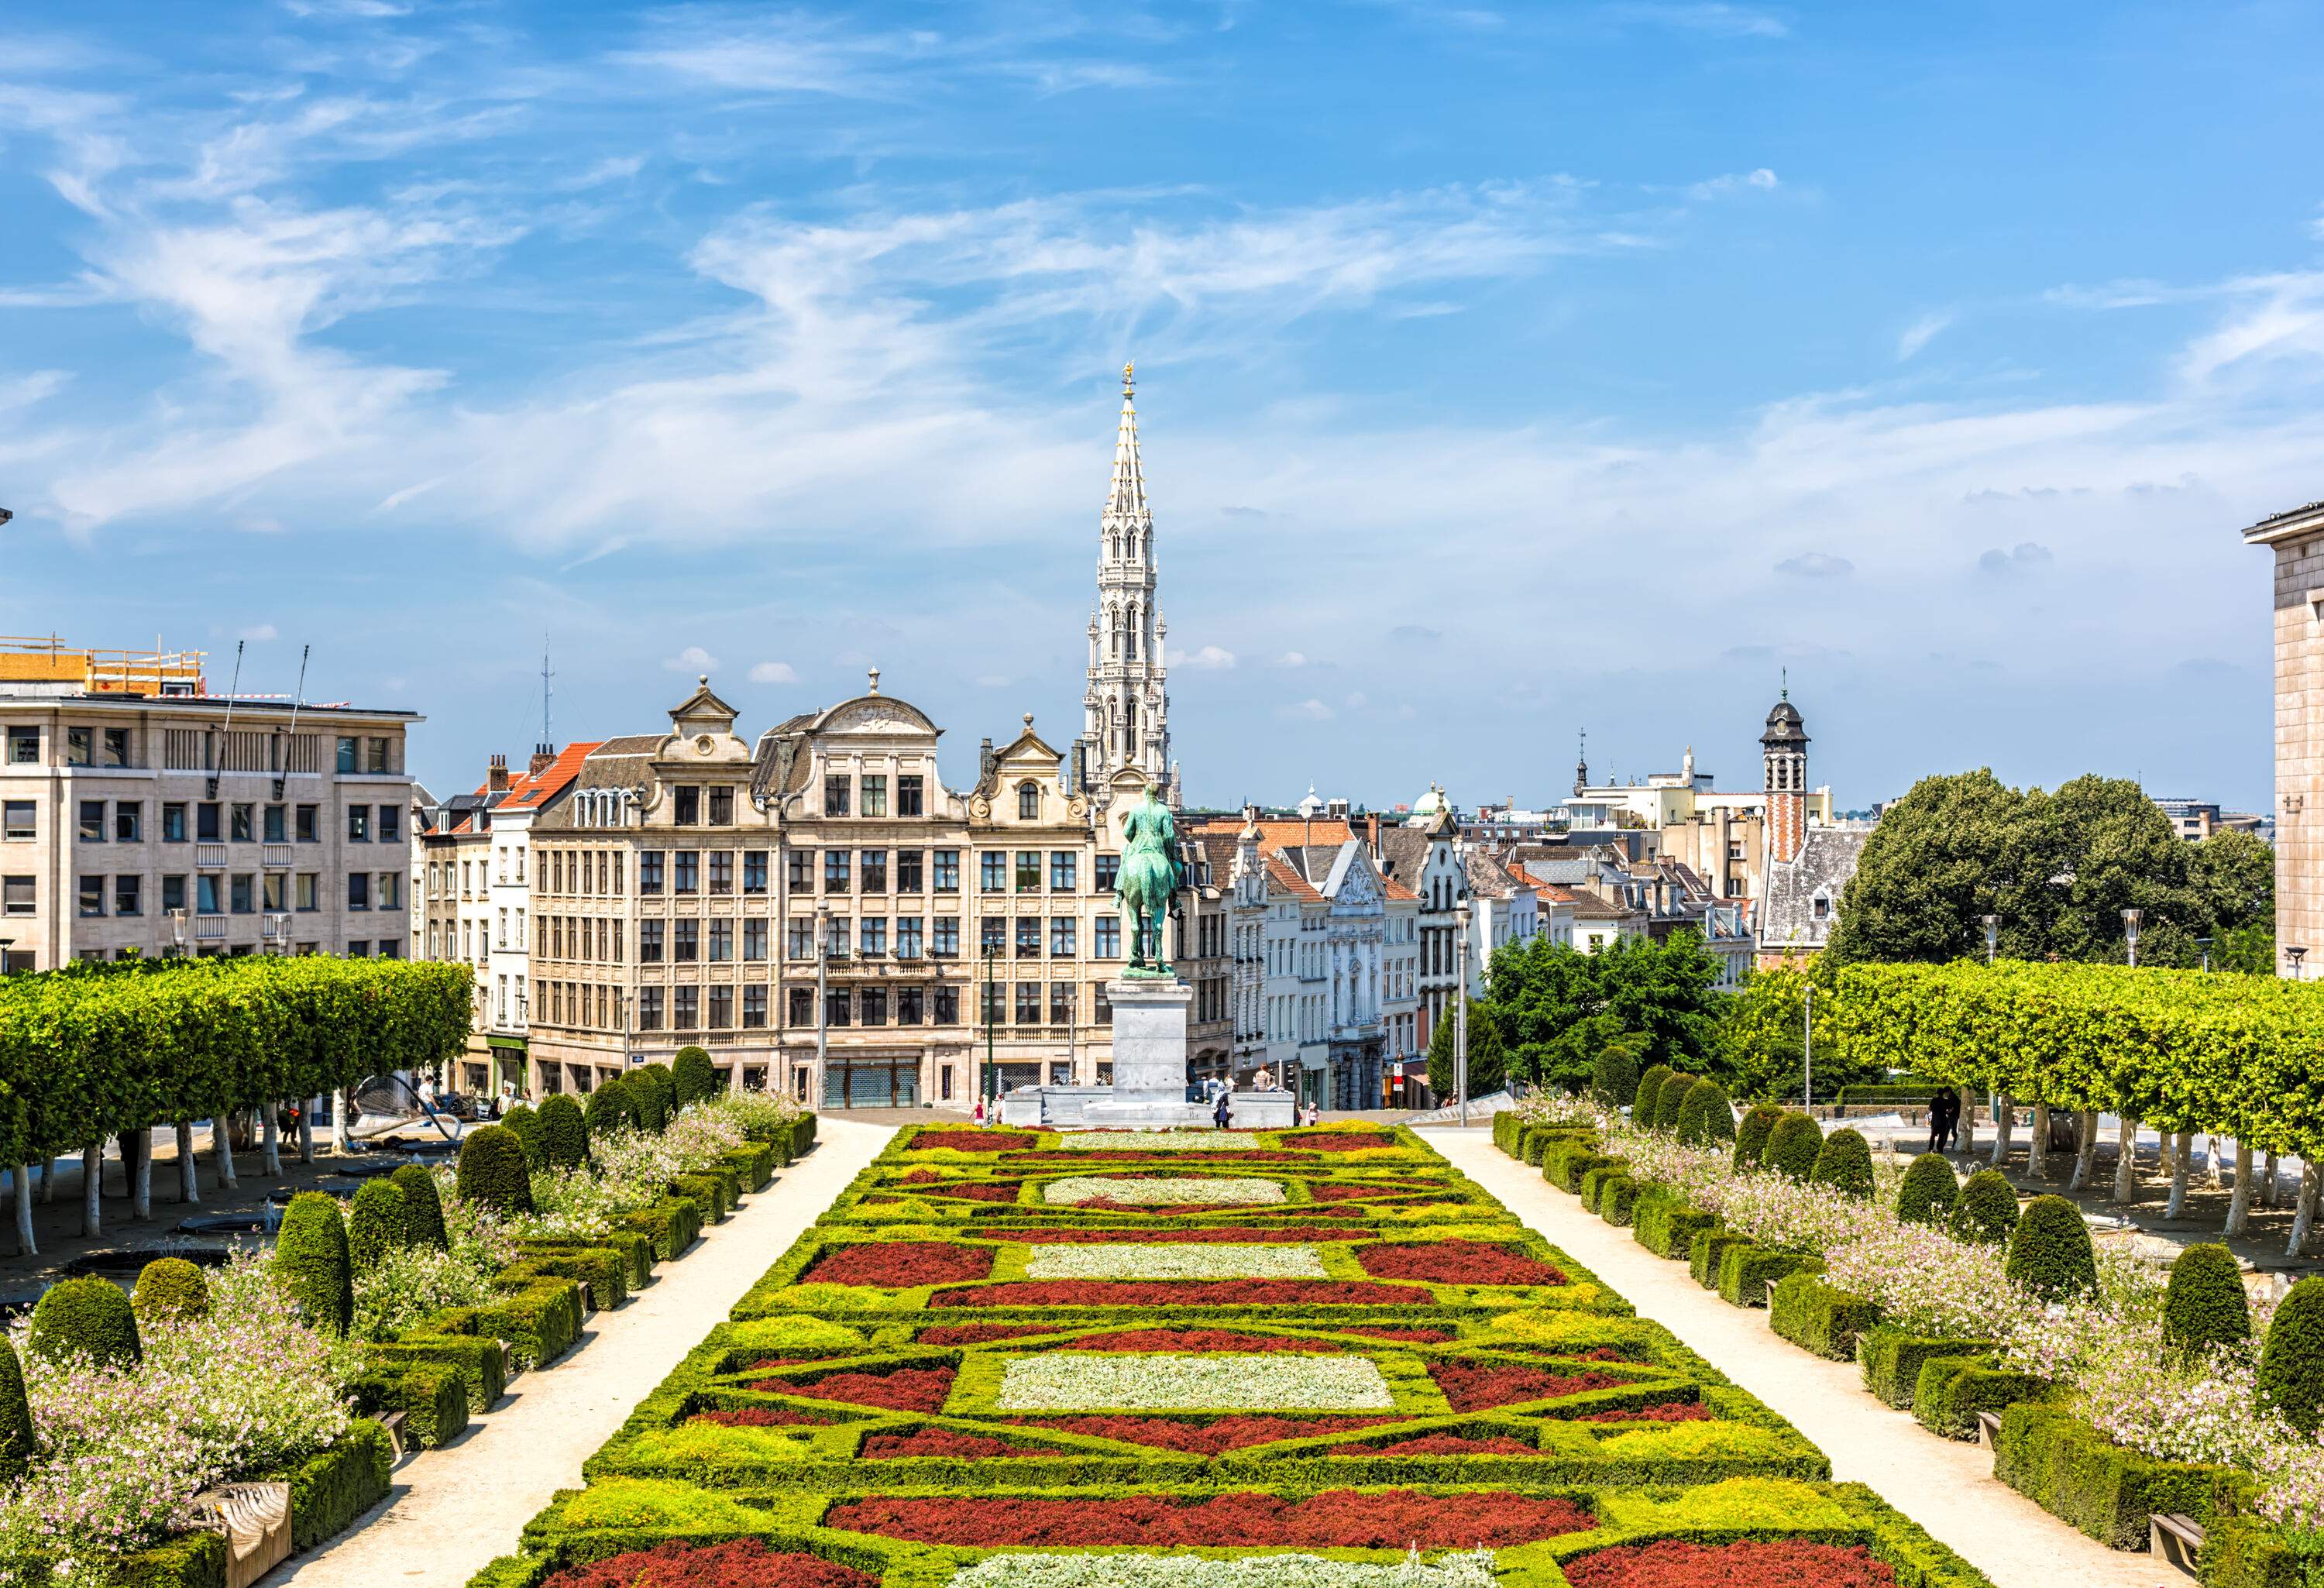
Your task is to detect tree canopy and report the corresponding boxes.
[1484,930,1723,1090]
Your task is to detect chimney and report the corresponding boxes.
[1365,811,1381,853]
[487,754,510,793]
[529,743,557,777]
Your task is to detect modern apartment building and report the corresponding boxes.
[0,638,418,969]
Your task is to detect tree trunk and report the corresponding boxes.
[331,1089,350,1153]
[81,1143,101,1237]
[2165,1129,2195,1220]
[176,1121,200,1205]
[1989,1095,2013,1169]
[2208,1136,2226,1190]
[2290,1160,2320,1258]
[2264,1150,2281,1208]
[127,1129,150,1220]
[2068,1110,2099,1191]
[298,1101,315,1165]
[1956,1085,1976,1156]
[12,1166,32,1257]
[2028,1102,2050,1178]
[2226,1142,2257,1238]
[2158,1129,2176,1184]
[261,1108,281,1177]
[2113,1114,2139,1202]
[211,1115,238,1190]
[37,1154,56,1205]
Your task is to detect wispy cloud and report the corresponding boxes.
[665,644,719,672]
[1604,4,1789,40]
[1896,311,1952,361]
[1180,644,1236,670]
[1774,551,1852,578]
[1688,167,1779,201]
[1278,698,1335,721]
[748,660,799,683]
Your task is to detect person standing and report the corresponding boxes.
[1926,1088,1954,1156]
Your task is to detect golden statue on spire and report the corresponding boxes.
[1122,360,1134,398]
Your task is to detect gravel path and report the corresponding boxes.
[1425,1127,2173,1588]
[264,1117,895,1588]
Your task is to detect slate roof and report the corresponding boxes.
[1759,827,1869,950]
[1461,848,1532,899]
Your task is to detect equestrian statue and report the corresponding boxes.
[1113,779,1184,977]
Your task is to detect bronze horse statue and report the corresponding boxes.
[1113,780,1184,976]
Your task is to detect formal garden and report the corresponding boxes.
[0,956,816,1585]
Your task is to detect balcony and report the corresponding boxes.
[263,844,293,869]
[195,844,228,868]
[194,916,228,940]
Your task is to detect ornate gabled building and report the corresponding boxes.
[1078,363,1179,808]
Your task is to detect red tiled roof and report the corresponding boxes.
[1263,854,1324,902]
[468,741,605,812]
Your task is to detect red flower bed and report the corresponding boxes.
[1310,1182,1434,1201]
[1283,1132,1399,1152]
[933,1280,1428,1308]
[1564,1540,1895,1588]
[1357,1242,1568,1286]
[1338,1326,1455,1342]
[1066,1328,1329,1353]
[690,1407,841,1428]
[543,1541,878,1588]
[1581,1401,1712,1423]
[1327,1432,1539,1456]
[801,1243,995,1287]
[1430,1363,1629,1411]
[823,1489,1593,1547]
[1002,1150,1316,1165]
[748,1366,957,1411]
[911,1133,1040,1152]
[971,1225,1371,1243]
[861,1428,1039,1459]
[906,1182,1024,1204]
[916,1323,1061,1346]
[1011,1414,1395,1452]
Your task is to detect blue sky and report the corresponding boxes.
[4,2,2322,813]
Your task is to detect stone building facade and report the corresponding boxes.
[2245,498,2324,976]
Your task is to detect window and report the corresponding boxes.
[708,985,733,1029]
[674,919,700,962]
[198,803,222,842]
[1050,916,1077,957]
[933,849,959,891]
[673,851,700,894]
[898,775,923,816]
[380,805,401,844]
[1016,981,1041,1023]
[786,918,815,959]
[788,988,814,1026]
[77,875,104,916]
[296,805,318,843]
[898,985,923,1025]
[5,728,35,765]
[640,851,664,894]
[262,874,285,912]
[855,986,885,1026]
[710,786,734,825]
[78,801,105,843]
[744,986,768,1028]
[979,851,1006,892]
[1016,916,1041,957]
[348,872,370,911]
[227,803,253,843]
[895,850,923,892]
[823,851,851,893]
[861,850,887,893]
[1095,915,1121,957]
[861,775,887,818]
[264,804,286,843]
[786,851,812,892]
[2,803,29,840]
[115,875,141,916]
[197,874,222,915]
[934,985,960,1023]
[1094,981,1112,1025]
[1017,782,1039,820]
[707,919,733,961]
[743,919,768,961]
[160,803,187,843]
[743,851,768,894]
[1016,851,1040,892]
[231,874,256,914]
[981,917,1006,957]
[1095,854,1119,893]
[982,981,1005,1026]
[896,916,923,960]
[379,940,401,960]
[1050,852,1078,892]
[707,851,732,895]
[2,875,32,915]
[824,775,851,817]
[826,915,850,959]
[860,916,886,957]
[1813,894,1831,920]
[638,988,664,1032]
[336,736,358,774]
[67,727,93,767]
[932,916,959,957]
[827,988,851,1026]
[296,873,318,911]
[673,986,699,1029]
[347,806,370,843]
[1051,982,1074,1025]
[163,875,187,913]
[674,785,700,825]
[102,727,129,768]
[379,872,401,909]
[366,737,391,774]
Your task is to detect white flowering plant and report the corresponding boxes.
[1022,1243,1330,1281]
[994,1353,1397,1411]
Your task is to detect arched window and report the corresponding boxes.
[1018,782,1039,820]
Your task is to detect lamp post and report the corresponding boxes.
[1454,901,1472,1127]
[168,907,187,959]
[982,944,999,1119]
[815,902,832,1107]
[2123,907,2143,969]
[1982,913,1999,966]
[2291,946,2309,981]
[2197,936,2212,974]
[1803,981,1813,1111]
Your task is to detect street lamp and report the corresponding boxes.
[815,902,832,1108]
[168,907,187,959]
[2196,936,2212,974]
[1803,980,1814,1111]
[1454,900,1472,1127]
[2123,907,2144,969]
[1982,914,1999,966]
[2291,946,2309,982]
[982,943,999,1120]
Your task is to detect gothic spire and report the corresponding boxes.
[1105,361,1150,530]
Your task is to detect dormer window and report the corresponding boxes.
[1018,782,1039,820]
[1813,893,1831,920]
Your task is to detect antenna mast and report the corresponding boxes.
[209,641,246,799]
[276,644,311,799]
[541,636,555,753]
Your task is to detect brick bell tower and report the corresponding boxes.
[1762,682,1810,863]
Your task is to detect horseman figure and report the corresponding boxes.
[1114,779,1184,976]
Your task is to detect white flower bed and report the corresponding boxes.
[995,1353,1394,1411]
[1023,1243,1328,1280]
[1058,1130,1253,1151]
[951,1552,1497,1588]
[1043,1177,1286,1206]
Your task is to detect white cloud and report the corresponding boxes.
[1345,691,1369,710]
[1977,542,2054,578]
[663,644,718,672]
[237,622,278,640]
[1278,698,1335,721]
[1607,3,1789,37]
[1276,651,1308,668]
[1689,167,1780,200]
[1896,311,1952,362]
[1774,551,1853,579]
[1180,644,1236,670]
[748,661,799,683]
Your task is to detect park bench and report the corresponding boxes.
[2150,1512,2203,1577]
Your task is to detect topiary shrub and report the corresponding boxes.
[1734,1105,1783,1170]
[1648,1074,1697,1133]
[1895,1153,1960,1226]
[1590,1042,1642,1109]
[131,1257,211,1328]
[347,1179,410,1273]
[457,1124,535,1215]
[538,1094,589,1170]
[1762,1111,1824,1181]
[276,1191,354,1335]
[586,1074,641,1134]
[2004,1194,2098,1302]
[1632,1064,1673,1126]
[1675,1078,1737,1147]
[2261,1276,2324,1433]
[29,1276,142,1368]
[673,1046,719,1106]
[500,1104,545,1169]
[1809,1127,1876,1200]
[0,1340,29,1483]
[2162,1243,2250,1356]
[634,1063,676,1132]
[391,1163,449,1250]
[1948,1170,2020,1245]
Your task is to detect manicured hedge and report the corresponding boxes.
[1910,1353,2051,1438]
[1715,1243,1823,1309]
[1858,1324,1996,1410]
[1633,1196,1721,1262]
[1994,1402,2246,1549]
[1769,1272,1884,1361]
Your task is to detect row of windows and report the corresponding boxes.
[16,798,398,847]
[820,774,927,819]
[4,726,397,775]
[67,869,402,918]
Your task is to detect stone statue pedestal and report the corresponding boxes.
[995,978,1294,1128]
